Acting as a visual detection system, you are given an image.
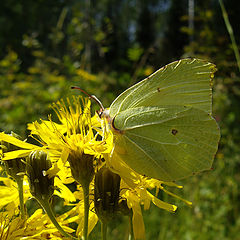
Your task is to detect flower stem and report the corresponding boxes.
[38,198,76,240]
[81,183,90,240]
[16,178,25,219]
[128,215,134,240]
[101,221,107,240]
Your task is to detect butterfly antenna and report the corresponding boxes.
[71,86,105,110]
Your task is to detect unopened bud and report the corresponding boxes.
[26,150,54,201]
[94,167,121,223]
[68,151,95,187]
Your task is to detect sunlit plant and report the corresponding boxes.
[0,59,220,240]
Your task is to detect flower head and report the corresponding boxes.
[28,97,113,186]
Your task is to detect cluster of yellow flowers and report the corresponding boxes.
[0,96,190,240]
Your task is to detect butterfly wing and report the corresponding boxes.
[109,59,216,117]
[112,106,220,181]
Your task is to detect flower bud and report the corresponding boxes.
[68,151,95,187]
[94,167,121,223]
[26,150,54,201]
[0,132,26,180]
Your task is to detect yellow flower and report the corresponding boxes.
[0,96,112,196]
[27,96,112,169]
[0,136,74,208]
[0,96,113,239]
[23,208,76,239]
[103,150,192,240]
[72,161,191,240]
[61,182,98,238]
[0,94,191,239]
[27,97,113,194]
[0,165,75,239]
[0,168,31,211]
[0,207,75,239]
[0,132,42,161]
[0,208,25,240]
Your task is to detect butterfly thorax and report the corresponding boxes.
[101,109,124,134]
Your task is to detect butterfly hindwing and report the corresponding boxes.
[112,106,220,181]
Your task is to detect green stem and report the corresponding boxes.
[101,221,107,240]
[38,198,76,240]
[128,215,134,240]
[16,178,25,219]
[81,183,90,240]
[219,0,240,73]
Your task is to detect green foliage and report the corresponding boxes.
[0,0,240,239]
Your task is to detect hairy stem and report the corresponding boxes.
[16,178,25,219]
[81,183,90,240]
[39,198,76,240]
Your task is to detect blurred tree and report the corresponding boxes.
[136,0,156,49]
[0,0,68,68]
[160,0,188,63]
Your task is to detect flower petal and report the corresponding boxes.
[0,132,38,149]
[147,191,177,212]
[2,149,41,160]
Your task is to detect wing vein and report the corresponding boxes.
[123,134,172,179]
[127,131,217,150]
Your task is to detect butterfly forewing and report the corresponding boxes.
[112,106,220,181]
[109,59,216,118]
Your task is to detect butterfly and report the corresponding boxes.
[74,59,220,182]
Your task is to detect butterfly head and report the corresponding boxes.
[99,108,111,121]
